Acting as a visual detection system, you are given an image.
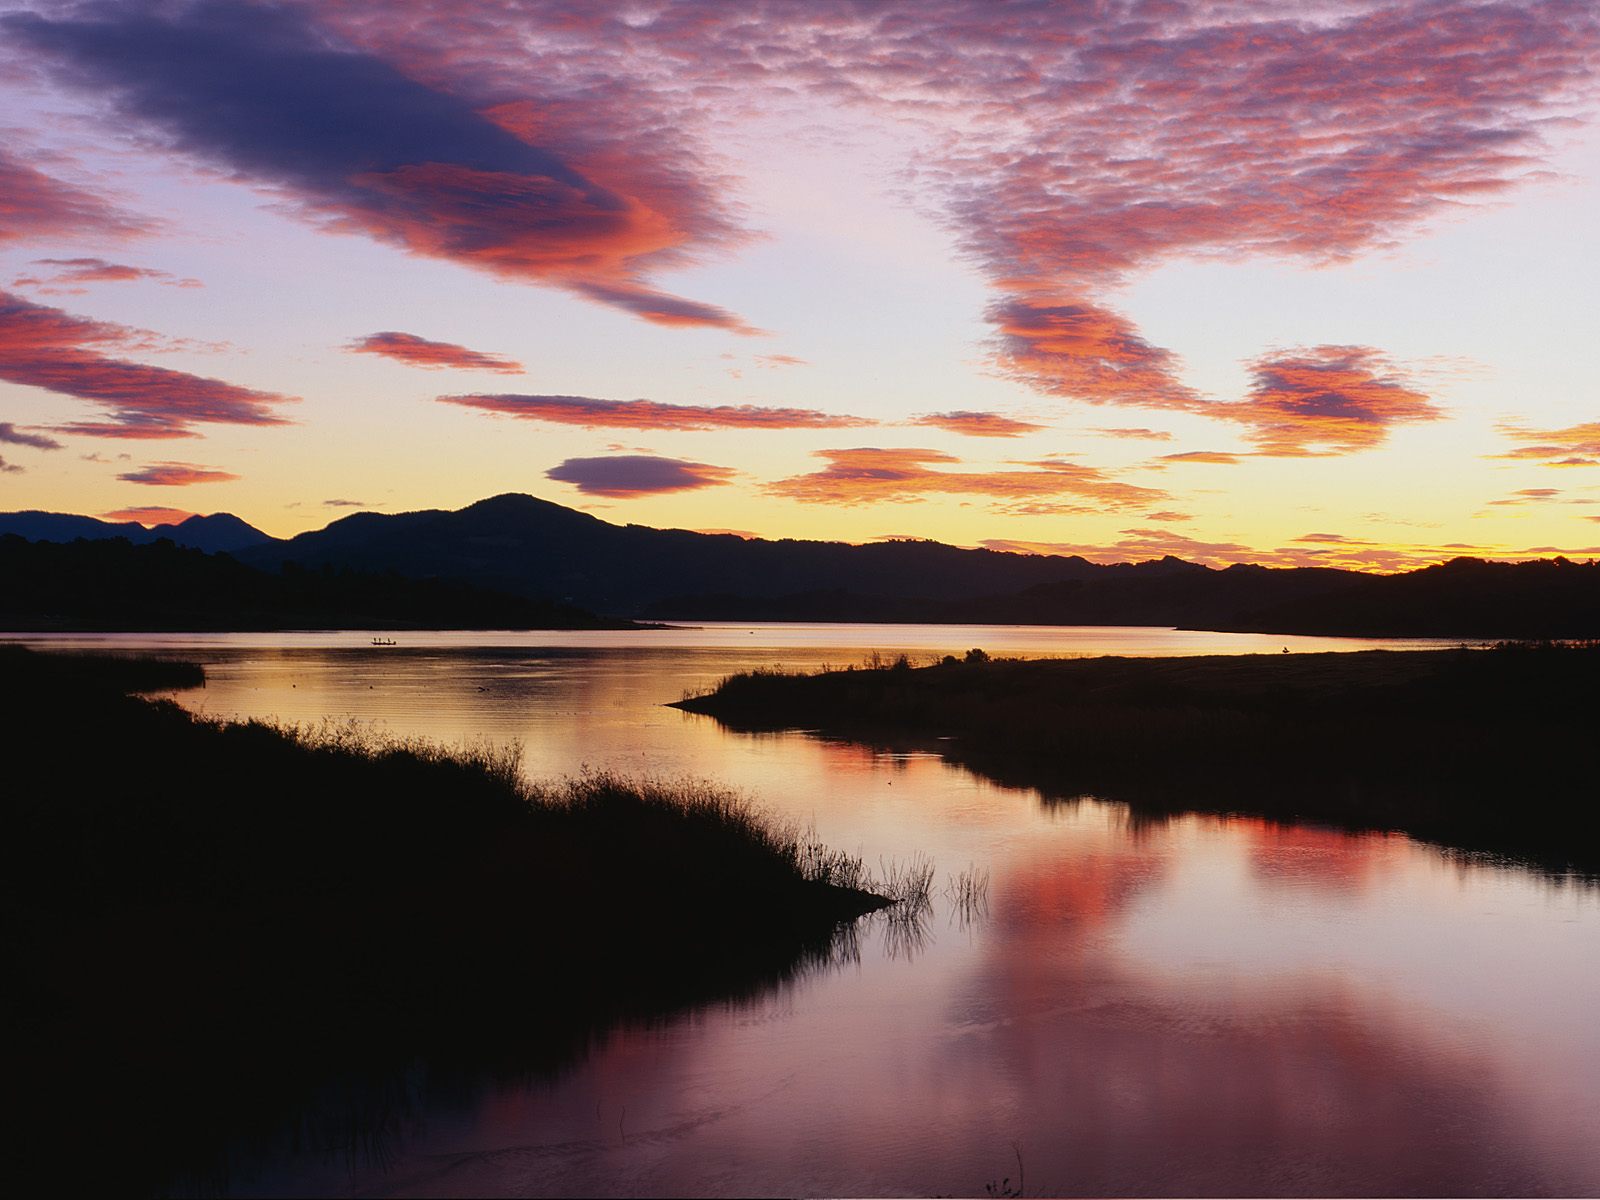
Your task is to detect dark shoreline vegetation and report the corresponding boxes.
[674,643,1600,876]
[11,494,1600,637]
[1,646,887,1193]
[0,534,639,630]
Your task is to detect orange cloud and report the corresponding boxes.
[911,411,1047,438]
[1486,488,1563,506]
[99,505,196,526]
[0,290,295,439]
[116,462,240,486]
[348,331,523,374]
[1493,421,1600,467]
[1090,427,1174,441]
[1158,451,1243,465]
[440,392,874,431]
[1228,347,1442,456]
[988,297,1201,410]
[766,447,1164,509]
[984,528,1525,573]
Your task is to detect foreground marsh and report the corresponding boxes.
[4,628,1597,1196]
[0,647,885,1192]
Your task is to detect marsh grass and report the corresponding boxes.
[946,865,992,927]
[1,647,888,1191]
[674,643,1600,875]
[878,850,937,908]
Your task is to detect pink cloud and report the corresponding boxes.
[348,331,524,374]
[16,257,201,293]
[8,5,753,332]
[440,392,874,431]
[1090,428,1175,442]
[116,462,240,486]
[0,290,294,439]
[988,297,1200,411]
[1227,346,1443,455]
[0,150,151,245]
[12,0,1598,368]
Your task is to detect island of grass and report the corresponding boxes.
[674,643,1600,875]
[0,646,886,1192]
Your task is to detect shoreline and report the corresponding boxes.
[674,645,1600,876]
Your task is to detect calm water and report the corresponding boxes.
[11,624,1598,1196]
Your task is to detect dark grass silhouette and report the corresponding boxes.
[0,646,884,1192]
[675,643,1600,875]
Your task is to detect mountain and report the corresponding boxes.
[0,535,631,631]
[244,493,1139,612]
[238,494,1598,637]
[0,510,275,554]
[7,493,1597,636]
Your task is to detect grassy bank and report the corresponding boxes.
[675,644,1600,874]
[0,646,884,1192]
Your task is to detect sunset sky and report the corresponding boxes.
[2,0,1597,569]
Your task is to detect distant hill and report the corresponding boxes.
[243,492,1146,612]
[0,536,631,631]
[240,493,1600,637]
[0,510,275,554]
[7,494,1597,637]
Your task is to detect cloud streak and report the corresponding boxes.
[14,257,202,293]
[0,422,62,451]
[0,149,151,245]
[5,2,751,331]
[765,447,1164,509]
[116,462,239,486]
[1493,421,1600,467]
[99,505,196,525]
[546,454,736,498]
[348,331,524,374]
[0,290,295,439]
[911,411,1047,438]
[440,392,874,431]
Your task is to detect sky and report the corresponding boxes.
[1,0,1597,571]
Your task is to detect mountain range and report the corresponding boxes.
[4,493,1597,637]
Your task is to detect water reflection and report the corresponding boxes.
[6,630,1594,1196]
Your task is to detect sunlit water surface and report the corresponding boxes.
[11,625,1597,1196]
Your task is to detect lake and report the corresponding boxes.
[10,624,1598,1196]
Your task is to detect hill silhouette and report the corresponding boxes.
[0,509,273,553]
[0,535,630,630]
[6,494,1598,636]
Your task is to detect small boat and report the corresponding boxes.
[371,637,398,646]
